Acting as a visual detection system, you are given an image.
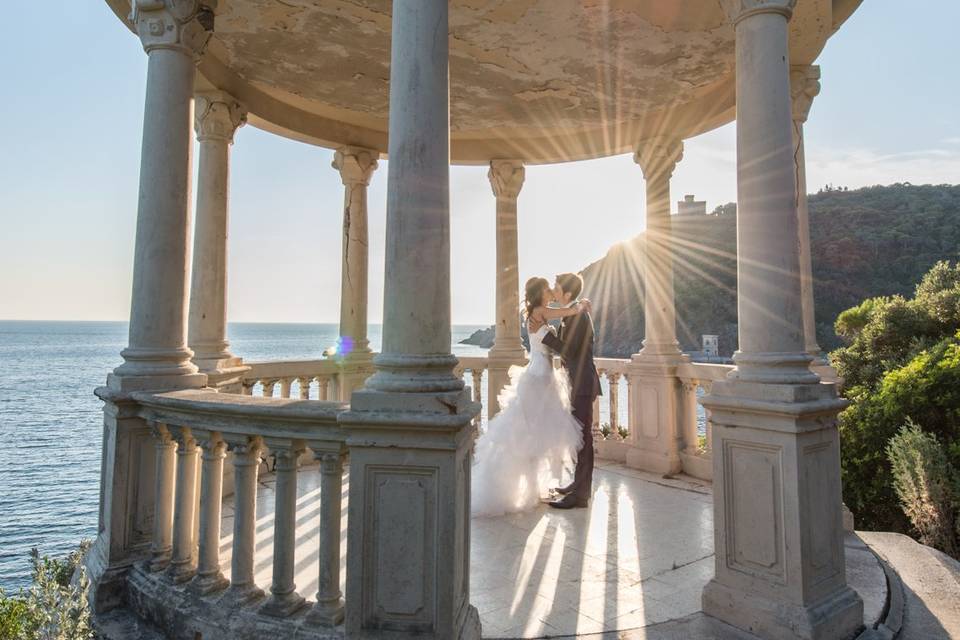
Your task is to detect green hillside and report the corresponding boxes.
[583,183,960,358]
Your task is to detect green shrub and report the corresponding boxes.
[886,421,959,557]
[0,543,95,640]
[839,332,960,532]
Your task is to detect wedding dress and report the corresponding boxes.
[471,324,584,517]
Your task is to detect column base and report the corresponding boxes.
[259,591,306,618]
[342,387,479,639]
[167,560,196,584]
[703,578,864,640]
[188,571,228,596]
[221,583,265,607]
[106,371,207,394]
[305,597,345,626]
[625,447,681,475]
[623,353,686,475]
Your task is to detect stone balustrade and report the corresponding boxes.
[235,353,730,481]
[241,359,343,400]
[128,389,350,637]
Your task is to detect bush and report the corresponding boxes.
[887,421,959,557]
[0,542,95,640]
[839,332,960,533]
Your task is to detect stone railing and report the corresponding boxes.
[235,354,732,482]
[129,389,350,637]
[241,359,343,400]
[675,361,733,480]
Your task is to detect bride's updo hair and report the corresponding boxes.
[524,277,550,319]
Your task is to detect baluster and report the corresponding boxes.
[189,434,229,594]
[241,380,254,396]
[298,376,312,400]
[306,450,346,626]
[279,378,293,399]
[150,422,176,572]
[608,372,622,440]
[681,380,700,453]
[261,444,307,617]
[701,381,714,455]
[317,376,331,401]
[592,394,602,441]
[471,369,484,427]
[624,374,635,443]
[262,379,277,398]
[225,438,265,604]
[168,428,199,583]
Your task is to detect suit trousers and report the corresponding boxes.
[570,393,595,501]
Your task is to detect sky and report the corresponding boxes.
[1,1,958,325]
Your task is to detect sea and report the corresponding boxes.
[0,320,632,591]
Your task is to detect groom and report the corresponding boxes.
[541,272,602,509]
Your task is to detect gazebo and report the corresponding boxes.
[87,1,869,639]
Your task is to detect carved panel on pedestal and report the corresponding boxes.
[723,440,785,582]
[366,466,437,631]
[803,440,841,586]
[640,386,660,439]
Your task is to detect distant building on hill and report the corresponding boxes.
[677,194,707,216]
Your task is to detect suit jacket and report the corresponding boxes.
[541,310,602,399]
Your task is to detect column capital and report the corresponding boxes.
[131,0,217,58]
[790,65,821,124]
[720,0,796,25]
[488,159,525,200]
[333,146,379,186]
[633,137,683,181]
[195,91,247,143]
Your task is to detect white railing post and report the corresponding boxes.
[168,428,199,583]
[306,448,347,626]
[191,434,228,594]
[224,438,265,604]
[149,423,176,572]
[261,444,306,617]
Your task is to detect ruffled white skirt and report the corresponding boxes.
[471,359,584,517]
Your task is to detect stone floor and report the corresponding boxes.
[216,459,886,639]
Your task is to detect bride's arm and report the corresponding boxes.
[537,299,590,322]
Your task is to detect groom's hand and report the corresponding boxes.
[579,299,593,314]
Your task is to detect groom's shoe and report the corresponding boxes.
[553,483,575,496]
[548,494,589,510]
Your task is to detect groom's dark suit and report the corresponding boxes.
[541,309,602,503]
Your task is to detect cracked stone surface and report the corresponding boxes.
[104,0,850,162]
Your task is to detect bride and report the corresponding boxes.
[471,277,590,517]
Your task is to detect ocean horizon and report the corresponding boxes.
[0,320,493,591]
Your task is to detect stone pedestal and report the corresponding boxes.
[702,380,863,640]
[342,390,480,640]
[625,355,685,474]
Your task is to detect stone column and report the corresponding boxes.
[635,138,683,358]
[333,147,379,400]
[189,91,248,390]
[486,159,527,416]
[790,65,833,375]
[87,0,213,613]
[625,137,686,475]
[343,1,480,638]
[701,3,863,639]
